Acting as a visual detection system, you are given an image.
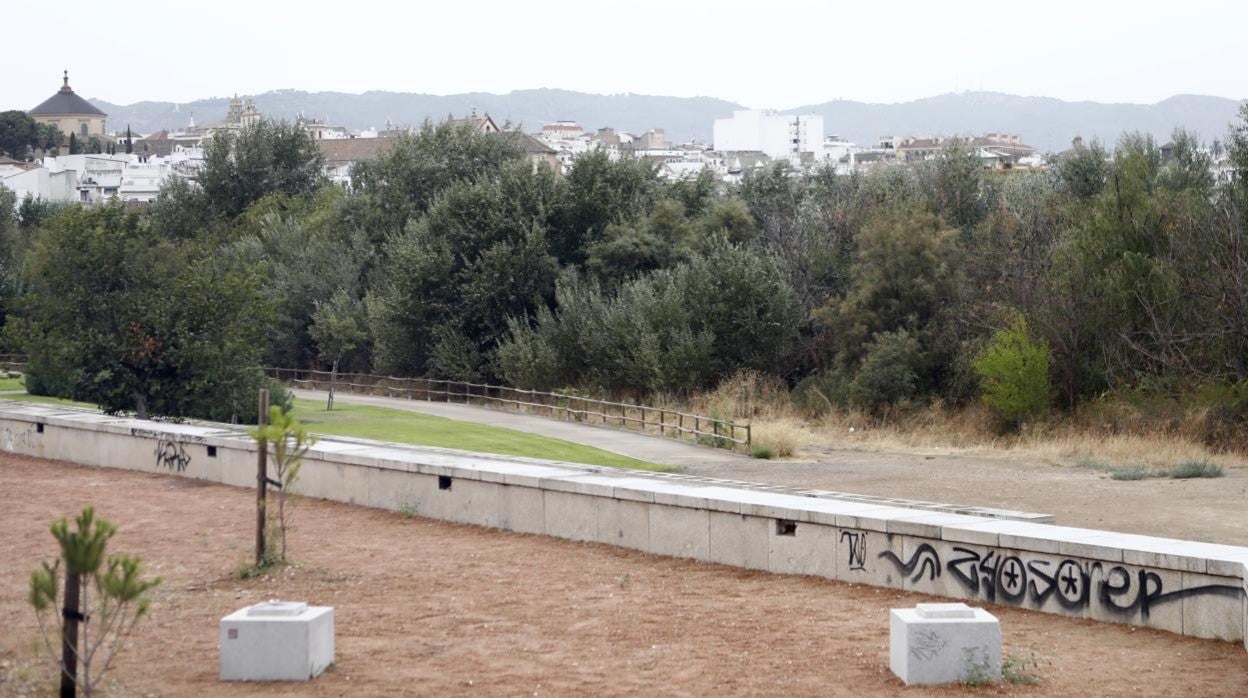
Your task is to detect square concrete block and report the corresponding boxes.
[1085,562,1183,635]
[501,485,546,535]
[544,490,598,542]
[864,532,910,591]
[833,527,877,583]
[1180,572,1245,642]
[648,504,709,560]
[366,466,433,514]
[220,601,334,681]
[890,603,1000,685]
[297,458,368,505]
[768,520,837,579]
[597,498,650,551]
[707,512,768,570]
[442,479,504,528]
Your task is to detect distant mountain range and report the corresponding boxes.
[90,89,1245,152]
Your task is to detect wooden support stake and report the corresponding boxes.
[255,388,269,567]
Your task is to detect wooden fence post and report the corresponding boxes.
[255,388,269,567]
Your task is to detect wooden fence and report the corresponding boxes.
[266,367,750,452]
[0,354,27,373]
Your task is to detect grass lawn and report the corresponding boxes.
[290,398,670,471]
[0,391,98,409]
[0,390,669,471]
[0,376,26,391]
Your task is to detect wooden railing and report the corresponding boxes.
[266,367,750,452]
[0,354,27,373]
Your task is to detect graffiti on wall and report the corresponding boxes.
[876,541,1245,619]
[840,530,867,571]
[133,427,205,444]
[154,439,191,472]
[1,423,36,451]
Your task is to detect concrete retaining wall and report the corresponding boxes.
[2,402,1246,649]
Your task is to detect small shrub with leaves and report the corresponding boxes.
[29,507,161,697]
[973,316,1050,427]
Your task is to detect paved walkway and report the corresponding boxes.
[291,389,748,468]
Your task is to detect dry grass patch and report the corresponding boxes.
[749,418,811,458]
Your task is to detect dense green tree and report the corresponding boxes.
[697,196,757,244]
[586,199,697,285]
[813,208,964,403]
[35,123,61,154]
[367,162,561,378]
[11,204,271,421]
[197,120,325,220]
[227,187,370,369]
[147,119,324,239]
[0,110,39,158]
[348,120,527,242]
[555,151,663,264]
[1052,138,1109,200]
[0,188,17,331]
[498,245,800,393]
[920,138,993,232]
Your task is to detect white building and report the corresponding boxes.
[0,150,206,205]
[713,110,825,164]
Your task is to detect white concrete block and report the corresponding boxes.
[889,603,1000,685]
[707,512,768,570]
[544,490,598,542]
[219,601,334,681]
[648,504,709,560]
[597,497,650,550]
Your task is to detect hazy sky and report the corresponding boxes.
[8,0,1245,109]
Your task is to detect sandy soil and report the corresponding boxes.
[1,454,1246,697]
[684,449,1248,546]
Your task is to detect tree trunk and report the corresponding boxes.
[61,570,80,697]
[133,392,148,421]
[327,359,338,412]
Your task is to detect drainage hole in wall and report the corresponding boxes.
[438,475,452,491]
[207,445,217,458]
[36,423,44,434]
[776,519,797,536]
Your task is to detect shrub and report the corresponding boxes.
[973,316,1050,426]
[750,419,807,458]
[29,508,161,696]
[250,407,317,563]
[1166,460,1224,479]
[847,330,921,411]
[1109,465,1149,480]
[749,445,775,459]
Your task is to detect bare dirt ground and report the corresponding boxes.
[2,455,1246,697]
[685,448,1248,546]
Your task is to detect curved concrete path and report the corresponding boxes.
[291,389,749,468]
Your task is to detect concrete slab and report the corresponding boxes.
[543,490,598,542]
[648,505,709,560]
[596,498,649,550]
[768,520,837,578]
[707,512,769,570]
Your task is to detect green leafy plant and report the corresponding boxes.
[1167,460,1224,479]
[750,445,775,459]
[250,406,317,562]
[28,507,161,697]
[1002,648,1047,685]
[973,316,1051,427]
[959,645,997,686]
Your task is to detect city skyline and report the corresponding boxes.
[8,0,1245,110]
